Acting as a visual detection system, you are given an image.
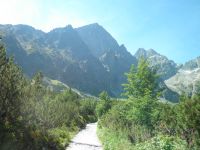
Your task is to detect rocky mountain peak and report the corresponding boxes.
[135,48,161,59]
[0,23,137,97]
[134,48,178,80]
[134,48,147,59]
[83,23,101,28]
[76,23,119,57]
[182,56,200,70]
[165,57,200,99]
[147,49,159,56]
[3,23,200,102]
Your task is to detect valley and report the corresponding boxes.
[1,23,200,150]
[1,24,200,102]
[1,0,200,149]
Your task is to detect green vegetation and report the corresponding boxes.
[98,58,200,150]
[0,45,97,150]
[95,91,112,118]
[123,58,160,99]
[1,40,200,150]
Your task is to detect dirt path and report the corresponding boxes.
[66,122,102,150]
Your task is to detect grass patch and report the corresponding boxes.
[97,127,133,150]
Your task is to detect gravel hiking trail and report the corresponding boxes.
[66,122,102,150]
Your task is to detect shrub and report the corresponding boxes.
[47,127,70,149]
[134,134,188,150]
[96,91,112,118]
[80,98,97,123]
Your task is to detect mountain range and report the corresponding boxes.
[0,23,199,102]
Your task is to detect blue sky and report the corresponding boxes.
[1,0,200,63]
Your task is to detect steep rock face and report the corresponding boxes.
[134,48,200,101]
[181,56,200,70]
[135,48,178,80]
[44,25,111,95]
[77,23,137,71]
[165,57,200,97]
[76,23,119,57]
[134,48,179,102]
[3,23,199,101]
[0,25,55,77]
[0,24,137,97]
[134,48,148,59]
[77,23,137,95]
[0,24,111,95]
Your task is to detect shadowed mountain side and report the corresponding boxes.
[1,23,199,101]
[0,24,136,97]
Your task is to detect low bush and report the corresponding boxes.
[134,134,188,150]
[97,127,133,150]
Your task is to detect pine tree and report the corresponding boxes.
[123,58,160,99]
[0,43,25,144]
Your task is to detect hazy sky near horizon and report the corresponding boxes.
[0,0,200,63]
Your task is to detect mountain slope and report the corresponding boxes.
[165,57,200,97]
[0,24,110,95]
[0,24,136,97]
[77,23,137,95]
[134,48,180,102]
[2,23,199,101]
[135,48,178,80]
[76,23,120,57]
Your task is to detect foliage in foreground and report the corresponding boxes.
[95,91,112,118]
[99,96,200,150]
[0,45,97,150]
[98,58,200,150]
